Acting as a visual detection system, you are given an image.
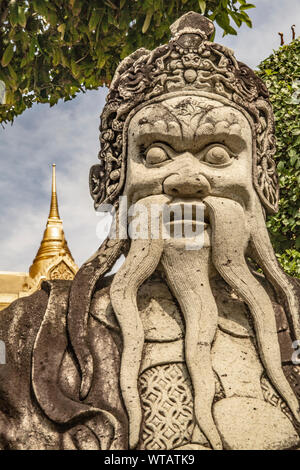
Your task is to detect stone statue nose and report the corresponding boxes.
[163,173,211,198]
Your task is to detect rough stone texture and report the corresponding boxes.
[1,12,300,451]
[213,397,299,450]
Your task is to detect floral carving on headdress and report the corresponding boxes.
[90,12,279,213]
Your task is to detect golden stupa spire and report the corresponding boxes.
[49,164,60,219]
[29,164,75,280]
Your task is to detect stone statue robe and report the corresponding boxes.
[0,271,299,450]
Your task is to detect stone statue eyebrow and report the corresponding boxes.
[193,127,247,153]
[135,120,247,153]
[134,102,248,152]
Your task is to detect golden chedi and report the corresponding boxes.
[28,164,77,288]
[0,165,78,310]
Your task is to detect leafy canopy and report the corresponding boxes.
[0,0,255,123]
[257,38,300,277]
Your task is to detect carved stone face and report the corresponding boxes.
[124,95,254,227]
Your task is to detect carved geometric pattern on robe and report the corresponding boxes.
[138,363,194,450]
[260,373,292,421]
[286,366,300,401]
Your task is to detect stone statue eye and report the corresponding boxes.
[204,145,232,165]
[145,146,169,165]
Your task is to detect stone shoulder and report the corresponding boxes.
[0,288,49,331]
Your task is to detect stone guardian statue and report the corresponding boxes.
[0,12,300,451]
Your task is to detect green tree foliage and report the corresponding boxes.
[257,38,300,277]
[0,0,255,122]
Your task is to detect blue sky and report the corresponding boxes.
[0,0,299,272]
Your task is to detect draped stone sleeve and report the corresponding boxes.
[0,280,128,450]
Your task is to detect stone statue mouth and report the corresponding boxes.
[163,199,209,232]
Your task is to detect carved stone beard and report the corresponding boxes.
[110,236,164,449]
[161,241,223,450]
[111,196,300,450]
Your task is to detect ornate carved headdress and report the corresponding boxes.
[90,11,279,214]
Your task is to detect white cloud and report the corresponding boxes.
[0,89,109,271]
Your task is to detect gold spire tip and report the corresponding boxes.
[49,163,60,219]
[52,163,56,194]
